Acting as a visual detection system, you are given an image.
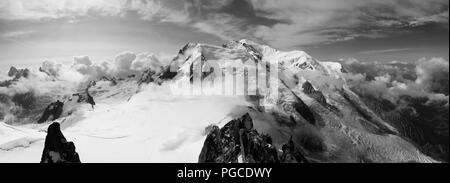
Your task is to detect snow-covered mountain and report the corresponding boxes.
[0,40,437,163]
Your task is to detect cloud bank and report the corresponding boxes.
[0,51,170,124]
[343,57,449,102]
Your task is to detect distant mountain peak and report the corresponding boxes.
[7,66,30,80]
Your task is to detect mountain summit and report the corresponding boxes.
[0,40,436,163]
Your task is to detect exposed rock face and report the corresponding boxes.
[7,66,19,77]
[72,81,96,107]
[280,137,309,163]
[138,68,158,85]
[340,89,399,135]
[151,39,435,163]
[37,100,64,123]
[296,62,315,70]
[136,46,188,85]
[158,67,178,81]
[0,80,12,87]
[302,81,327,105]
[8,66,30,80]
[86,94,95,108]
[0,66,30,87]
[41,122,81,163]
[301,81,341,117]
[199,113,308,163]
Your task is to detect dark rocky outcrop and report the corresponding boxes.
[296,62,314,70]
[8,66,30,80]
[302,81,342,117]
[37,100,64,123]
[157,66,178,81]
[280,137,309,163]
[293,95,316,125]
[85,82,95,108]
[302,81,327,105]
[72,81,96,108]
[241,42,263,61]
[138,68,158,85]
[86,94,95,108]
[0,67,30,87]
[41,122,81,163]
[199,113,308,163]
[0,80,13,87]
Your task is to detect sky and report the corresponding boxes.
[0,0,448,69]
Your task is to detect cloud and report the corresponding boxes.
[70,57,109,81]
[169,0,449,49]
[1,30,34,40]
[0,0,448,49]
[127,0,190,23]
[359,48,413,55]
[341,57,449,161]
[69,51,168,80]
[341,58,417,82]
[40,60,75,81]
[73,55,93,66]
[192,13,252,41]
[415,57,449,95]
[409,10,449,27]
[110,51,165,78]
[0,0,125,20]
[343,57,449,104]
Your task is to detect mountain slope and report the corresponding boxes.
[0,39,436,163]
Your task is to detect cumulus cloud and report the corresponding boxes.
[343,57,449,105]
[154,0,450,48]
[65,51,169,80]
[2,64,81,97]
[131,52,164,72]
[111,51,168,78]
[39,61,62,77]
[186,0,448,48]
[71,58,109,81]
[342,58,417,82]
[113,51,137,76]
[415,57,449,95]
[73,55,93,66]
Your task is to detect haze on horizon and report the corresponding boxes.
[0,0,448,69]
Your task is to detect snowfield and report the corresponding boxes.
[1,82,250,163]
